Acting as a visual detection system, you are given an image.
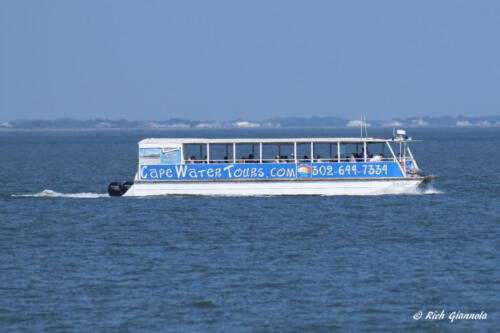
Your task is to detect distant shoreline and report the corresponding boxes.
[1,126,499,132]
[1,115,499,130]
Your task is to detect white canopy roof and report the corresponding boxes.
[138,137,407,146]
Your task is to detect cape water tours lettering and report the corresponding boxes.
[139,162,402,181]
[139,163,296,180]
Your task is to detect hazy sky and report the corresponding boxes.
[1,1,499,121]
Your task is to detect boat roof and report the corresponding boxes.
[139,137,410,145]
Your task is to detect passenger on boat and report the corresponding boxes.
[273,155,280,163]
[248,154,255,163]
[316,155,323,162]
[302,155,309,162]
[290,153,297,163]
[223,155,229,163]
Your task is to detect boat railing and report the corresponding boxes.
[182,157,398,164]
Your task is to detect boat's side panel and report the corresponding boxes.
[137,162,406,182]
[123,179,424,196]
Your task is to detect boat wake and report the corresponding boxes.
[12,189,109,199]
[418,185,443,195]
[368,184,443,196]
[11,186,442,198]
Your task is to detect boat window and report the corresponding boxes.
[207,144,234,163]
[175,141,395,164]
[295,143,311,162]
[365,143,388,162]
[262,143,295,162]
[339,143,363,162]
[312,143,339,162]
[183,144,207,164]
[234,143,260,163]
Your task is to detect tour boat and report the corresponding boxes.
[108,130,436,196]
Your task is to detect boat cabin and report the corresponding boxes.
[138,137,416,167]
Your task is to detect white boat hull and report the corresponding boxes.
[123,178,427,196]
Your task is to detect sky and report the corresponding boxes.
[1,0,499,121]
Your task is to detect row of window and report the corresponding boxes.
[182,142,390,163]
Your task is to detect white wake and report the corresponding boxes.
[366,184,443,196]
[418,185,443,195]
[13,189,109,198]
[11,186,442,198]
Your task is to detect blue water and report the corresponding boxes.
[1,128,499,331]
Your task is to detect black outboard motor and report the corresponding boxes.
[122,181,134,193]
[108,182,123,196]
[108,181,134,196]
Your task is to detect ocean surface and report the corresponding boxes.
[0,127,499,332]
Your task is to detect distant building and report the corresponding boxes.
[233,121,261,128]
[170,123,191,128]
[381,121,403,127]
[149,122,191,128]
[474,121,490,127]
[260,121,279,128]
[148,122,166,128]
[195,123,221,128]
[411,119,429,126]
[95,122,112,128]
[456,121,472,127]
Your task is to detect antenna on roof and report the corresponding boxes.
[360,115,363,138]
[364,115,368,138]
[360,115,368,138]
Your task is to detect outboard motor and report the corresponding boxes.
[122,181,134,193]
[108,181,134,196]
[108,182,123,196]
